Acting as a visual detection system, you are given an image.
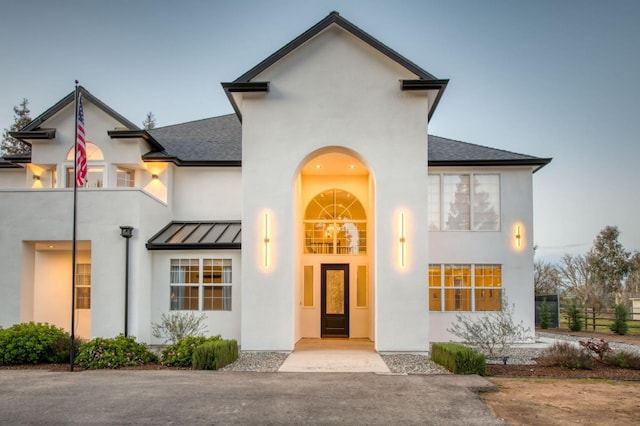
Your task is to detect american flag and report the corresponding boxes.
[75,93,87,187]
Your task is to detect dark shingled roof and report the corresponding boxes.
[146,114,241,165]
[145,115,550,170]
[428,135,551,170]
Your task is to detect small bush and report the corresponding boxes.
[536,342,592,369]
[161,335,221,367]
[603,350,640,370]
[75,335,157,369]
[192,342,217,370]
[610,304,629,335]
[152,312,208,344]
[538,298,552,329]
[432,343,486,375]
[211,339,238,369]
[566,299,583,332]
[0,322,72,365]
[579,338,610,361]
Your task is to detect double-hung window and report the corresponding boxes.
[170,258,232,311]
[429,264,502,311]
[428,174,500,231]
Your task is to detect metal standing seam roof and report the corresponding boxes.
[146,221,241,250]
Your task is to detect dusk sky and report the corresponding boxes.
[1,0,638,262]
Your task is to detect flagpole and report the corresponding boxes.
[70,81,79,372]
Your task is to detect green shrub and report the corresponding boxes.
[212,339,238,369]
[75,335,157,369]
[0,322,72,365]
[431,343,486,375]
[566,299,583,332]
[603,350,640,370]
[192,342,217,370]
[536,342,592,369]
[161,335,221,367]
[538,298,552,329]
[610,304,629,335]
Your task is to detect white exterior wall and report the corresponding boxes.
[0,168,26,188]
[428,167,536,342]
[172,167,241,219]
[240,26,431,351]
[149,250,242,344]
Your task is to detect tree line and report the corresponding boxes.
[535,225,640,311]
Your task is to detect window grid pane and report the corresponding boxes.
[75,263,91,309]
[473,175,500,231]
[428,175,441,231]
[443,175,470,230]
[169,258,232,311]
[170,286,199,310]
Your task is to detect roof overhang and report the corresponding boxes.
[146,221,242,250]
[8,129,56,141]
[401,79,449,122]
[108,129,165,152]
[428,158,553,173]
[221,82,270,122]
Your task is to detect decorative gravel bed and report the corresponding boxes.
[380,354,450,374]
[220,351,289,372]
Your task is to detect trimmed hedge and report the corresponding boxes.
[431,343,486,375]
[192,339,238,370]
[161,335,221,367]
[0,322,73,365]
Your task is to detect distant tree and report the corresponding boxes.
[1,98,32,156]
[142,112,156,130]
[557,253,599,307]
[445,176,470,230]
[586,226,632,305]
[623,252,640,297]
[534,259,562,296]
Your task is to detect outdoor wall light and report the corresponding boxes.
[263,213,270,269]
[33,175,41,181]
[515,226,522,248]
[398,211,407,268]
[151,174,159,180]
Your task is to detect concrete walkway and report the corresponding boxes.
[278,338,391,373]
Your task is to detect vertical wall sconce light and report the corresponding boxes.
[263,213,270,269]
[515,225,522,248]
[33,175,41,181]
[399,211,407,268]
[151,174,159,180]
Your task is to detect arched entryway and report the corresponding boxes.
[294,148,374,341]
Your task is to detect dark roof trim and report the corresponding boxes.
[20,86,139,132]
[0,161,23,169]
[401,79,449,121]
[8,129,56,140]
[108,129,165,152]
[235,11,437,83]
[221,82,270,92]
[141,153,241,167]
[146,221,242,250]
[1,153,31,164]
[224,11,447,121]
[428,158,553,173]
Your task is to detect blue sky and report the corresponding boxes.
[1,0,639,261]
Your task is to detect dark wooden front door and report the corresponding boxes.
[321,264,349,337]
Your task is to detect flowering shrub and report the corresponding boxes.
[160,335,221,367]
[579,338,611,361]
[75,335,157,369]
[0,322,73,365]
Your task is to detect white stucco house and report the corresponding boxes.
[0,12,550,352]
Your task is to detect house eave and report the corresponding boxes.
[401,79,449,122]
[428,158,552,172]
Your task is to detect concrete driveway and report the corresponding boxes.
[0,370,503,425]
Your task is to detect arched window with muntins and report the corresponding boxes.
[304,189,366,255]
[65,142,105,188]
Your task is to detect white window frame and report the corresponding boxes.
[169,257,232,311]
[428,173,501,231]
[429,264,502,312]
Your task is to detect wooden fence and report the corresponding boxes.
[559,307,640,332]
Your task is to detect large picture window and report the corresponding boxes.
[170,258,232,311]
[428,174,500,231]
[65,142,105,188]
[429,264,502,311]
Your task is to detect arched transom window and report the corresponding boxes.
[304,189,366,255]
[65,142,105,188]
